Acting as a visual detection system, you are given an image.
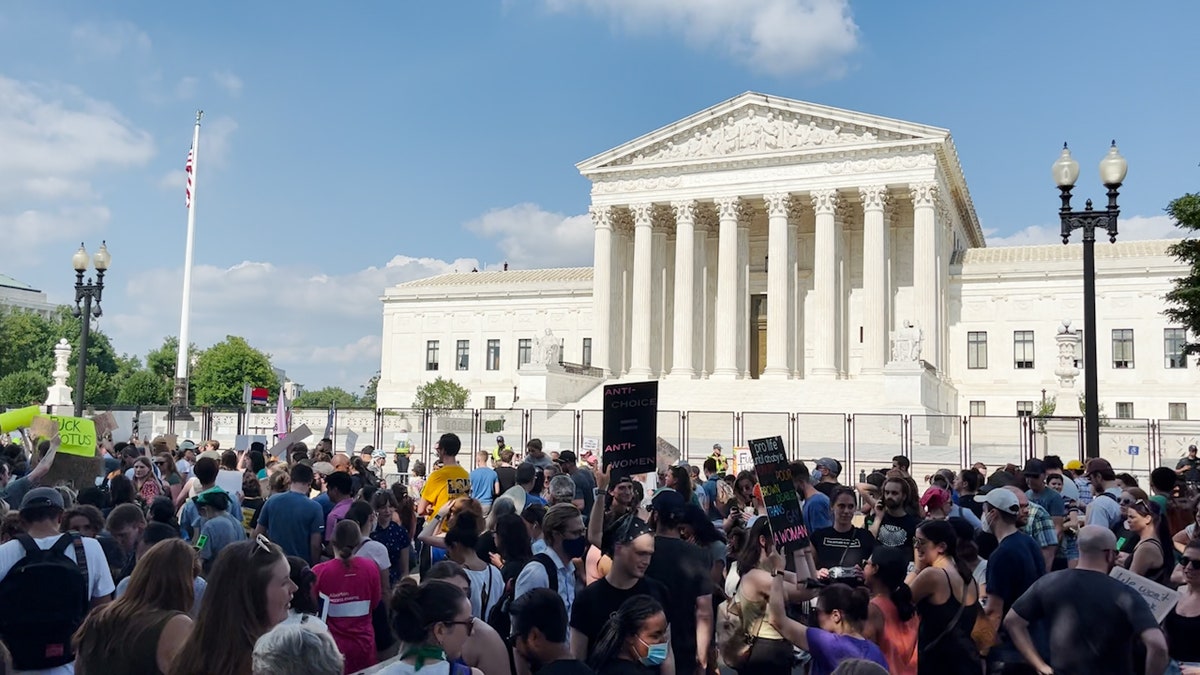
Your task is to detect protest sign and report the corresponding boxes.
[30,415,101,490]
[656,437,680,468]
[602,381,657,482]
[216,470,244,497]
[0,406,41,433]
[30,415,97,458]
[1110,566,1180,623]
[733,447,752,475]
[747,435,809,554]
[269,424,312,457]
[346,430,359,455]
[91,412,118,442]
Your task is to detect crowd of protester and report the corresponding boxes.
[0,429,1198,675]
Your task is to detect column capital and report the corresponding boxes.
[859,185,889,212]
[589,204,614,230]
[671,200,698,225]
[763,193,792,218]
[811,188,839,215]
[909,181,938,208]
[714,196,745,221]
[630,202,655,228]
[737,203,755,228]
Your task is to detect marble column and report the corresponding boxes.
[859,186,889,374]
[787,203,801,377]
[629,203,654,379]
[712,197,742,379]
[737,208,751,377]
[910,182,939,370]
[669,201,697,379]
[590,206,615,377]
[763,193,792,379]
[651,224,667,376]
[811,189,839,378]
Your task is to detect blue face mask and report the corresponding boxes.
[639,638,669,666]
[812,468,824,482]
[562,535,588,560]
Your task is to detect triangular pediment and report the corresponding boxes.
[578,92,949,174]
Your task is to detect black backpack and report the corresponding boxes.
[0,533,90,670]
[484,553,559,637]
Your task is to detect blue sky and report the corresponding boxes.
[0,1,1196,392]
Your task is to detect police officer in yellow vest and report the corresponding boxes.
[709,443,727,474]
[491,435,507,463]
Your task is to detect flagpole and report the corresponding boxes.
[171,110,203,421]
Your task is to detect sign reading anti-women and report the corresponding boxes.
[748,435,809,554]
[602,381,658,482]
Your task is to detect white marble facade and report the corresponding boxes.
[378,93,1199,420]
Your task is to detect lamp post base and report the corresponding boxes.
[169,378,193,421]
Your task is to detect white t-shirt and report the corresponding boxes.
[376,661,451,675]
[0,534,116,675]
[176,459,192,477]
[464,564,504,620]
[355,539,391,573]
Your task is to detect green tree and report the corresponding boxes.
[0,371,50,405]
[412,377,470,412]
[293,386,359,408]
[1166,193,1200,355]
[117,369,172,405]
[191,336,277,406]
[0,306,122,406]
[145,336,200,382]
[360,372,380,408]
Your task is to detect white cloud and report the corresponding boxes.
[466,203,593,268]
[984,214,1180,248]
[540,0,859,76]
[70,20,152,58]
[175,76,199,99]
[212,71,243,96]
[105,254,480,389]
[0,205,111,255]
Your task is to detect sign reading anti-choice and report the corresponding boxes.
[602,381,658,482]
[748,435,809,554]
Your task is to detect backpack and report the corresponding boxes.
[485,554,558,637]
[1093,492,1126,534]
[715,573,762,671]
[0,533,90,670]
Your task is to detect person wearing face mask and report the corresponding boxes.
[514,503,587,619]
[587,595,671,675]
[512,588,596,674]
[645,490,712,675]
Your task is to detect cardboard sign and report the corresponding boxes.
[30,415,101,490]
[269,424,312,457]
[656,437,680,468]
[748,435,809,554]
[31,415,97,458]
[1110,566,1180,623]
[234,435,269,451]
[345,430,359,455]
[734,447,752,475]
[601,381,658,482]
[91,412,118,441]
[216,470,244,497]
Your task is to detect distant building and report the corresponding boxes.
[0,274,56,318]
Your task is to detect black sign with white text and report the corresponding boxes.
[602,381,658,482]
[748,435,809,554]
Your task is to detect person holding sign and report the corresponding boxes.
[1164,539,1200,671]
[1005,525,1169,675]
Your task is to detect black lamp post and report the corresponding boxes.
[71,241,111,417]
[1055,141,1127,460]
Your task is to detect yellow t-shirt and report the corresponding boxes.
[421,465,471,517]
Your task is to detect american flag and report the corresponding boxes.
[185,146,194,208]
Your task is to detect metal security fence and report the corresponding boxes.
[12,404,1200,482]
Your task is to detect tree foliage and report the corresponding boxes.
[191,336,277,406]
[360,373,380,408]
[0,371,50,406]
[293,386,360,408]
[117,369,172,405]
[412,377,470,412]
[1165,193,1200,356]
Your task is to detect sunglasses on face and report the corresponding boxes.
[1181,557,1200,571]
[443,619,475,636]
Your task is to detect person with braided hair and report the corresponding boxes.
[588,595,669,675]
[314,519,382,673]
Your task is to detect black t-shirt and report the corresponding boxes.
[813,482,840,499]
[476,530,498,561]
[1010,569,1158,675]
[572,469,597,517]
[497,466,518,494]
[570,577,670,656]
[596,659,656,675]
[874,512,920,549]
[537,658,598,675]
[986,531,1045,654]
[959,496,985,519]
[811,526,876,571]
[1177,457,1200,483]
[645,537,712,673]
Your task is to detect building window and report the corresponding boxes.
[969,401,986,416]
[1013,331,1034,369]
[425,340,439,371]
[518,338,532,368]
[486,339,500,371]
[1112,329,1134,369]
[582,338,592,367]
[456,340,470,370]
[1165,328,1187,369]
[1115,402,1134,419]
[1016,401,1034,417]
[1169,402,1188,420]
[967,332,988,369]
[484,396,496,410]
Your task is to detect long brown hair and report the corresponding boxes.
[74,539,196,667]
[171,538,287,675]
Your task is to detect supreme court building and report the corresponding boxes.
[379,93,1198,421]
